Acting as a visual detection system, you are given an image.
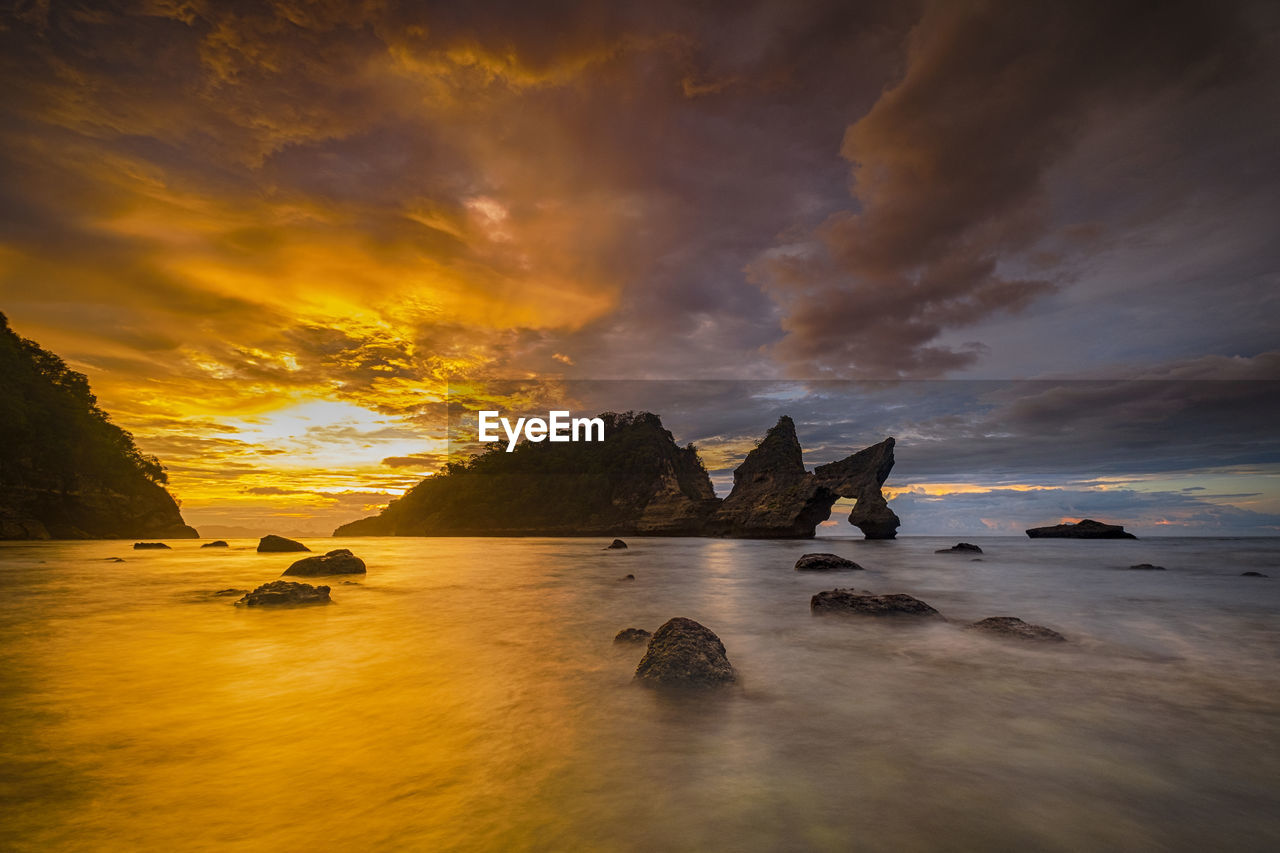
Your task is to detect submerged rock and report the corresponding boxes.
[133,542,170,550]
[967,616,1066,642]
[810,589,942,618]
[794,553,863,571]
[605,539,628,550]
[282,548,366,576]
[1241,571,1269,577]
[936,542,983,554]
[236,580,330,606]
[257,534,310,553]
[1128,563,1166,571]
[1025,519,1137,539]
[103,557,125,562]
[634,617,736,687]
[619,573,636,581]
[614,627,652,643]
[213,588,247,597]
[201,540,229,548]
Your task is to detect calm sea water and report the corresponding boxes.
[1,536,1278,851]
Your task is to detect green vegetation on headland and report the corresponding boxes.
[336,412,900,539]
[0,313,196,539]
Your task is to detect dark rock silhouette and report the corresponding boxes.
[967,616,1066,641]
[936,542,982,554]
[811,589,941,618]
[635,617,736,687]
[1026,519,1137,539]
[201,540,229,548]
[794,553,863,571]
[614,627,652,643]
[133,542,171,550]
[283,548,366,576]
[1241,571,1268,577]
[257,534,310,553]
[605,539,628,549]
[1129,563,1166,571]
[0,314,198,541]
[236,580,330,606]
[214,588,247,597]
[334,412,900,540]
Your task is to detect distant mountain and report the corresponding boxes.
[0,313,197,539]
[334,412,899,539]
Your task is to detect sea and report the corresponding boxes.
[1,536,1278,851]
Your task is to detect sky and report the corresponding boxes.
[0,0,1277,536]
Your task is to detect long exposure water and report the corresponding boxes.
[1,536,1278,851]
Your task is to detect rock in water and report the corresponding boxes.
[201,540,229,548]
[605,539,628,549]
[282,548,366,576]
[794,553,863,571]
[614,627,652,643]
[967,617,1066,642]
[1241,571,1269,577]
[236,580,330,606]
[1129,563,1166,571]
[810,589,942,618]
[634,617,736,687]
[936,542,982,554]
[257,534,310,553]
[133,542,171,550]
[1025,519,1137,539]
[213,588,247,597]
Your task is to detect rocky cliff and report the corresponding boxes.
[335,412,899,539]
[0,313,197,540]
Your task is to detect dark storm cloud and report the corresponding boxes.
[755,0,1265,378]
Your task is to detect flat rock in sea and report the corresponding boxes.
[236,580,330,606]
[1241,571,1269,577]
[257,534,310,553]
[810,589,942,618]
[619,573,636,581]
[201,540,229,548]
[283,548,366,576]
[1025,519,1137,539]
[614,627,652,643]
[214,588,247,597]
[794,553,863,571]
[1129,563,1166,571]
[936,542,982,554]
[634,617,736,687]
[605,539,628,550]
[103,557,125,562]
[133,542,171,550]
[967,616,1066,642]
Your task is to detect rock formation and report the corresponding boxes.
[1025,519,1137,539]
[967,617,1066,642]
[810,590,942,618]
[1128,563,1165,571]
[283,548,366,576]
[236,580,331,606]
[794,553,863,571]
[634,617,736,687]
[201,540,229,548]
[936,543,982,554]
[257,534,310,553]
[133,542,171,550]
[0,313,198,540]
[334,412,901,540]
[605,539,628,550]
[614,627,652,643]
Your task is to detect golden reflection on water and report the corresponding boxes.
[0,536,1279,851]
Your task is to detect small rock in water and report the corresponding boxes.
[214,588,247,597]
[201,540,229,548]
[810,589,942,618]
[283,548,366,576]
[1128,563,1166,571]
[614,627,652,643]
[1241,571,1269,577]
[794,553,863,571]
[103,557,126,562]
[634,617,736,687]
[257,534,310,553]
[967,616,1066,642]
[133,542,170,550]
[605,539,628,550]
[236,580,330,606]
[619,573,636,581]
[936,542,983,554]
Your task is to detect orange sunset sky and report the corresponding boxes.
[1,1,1277,536]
